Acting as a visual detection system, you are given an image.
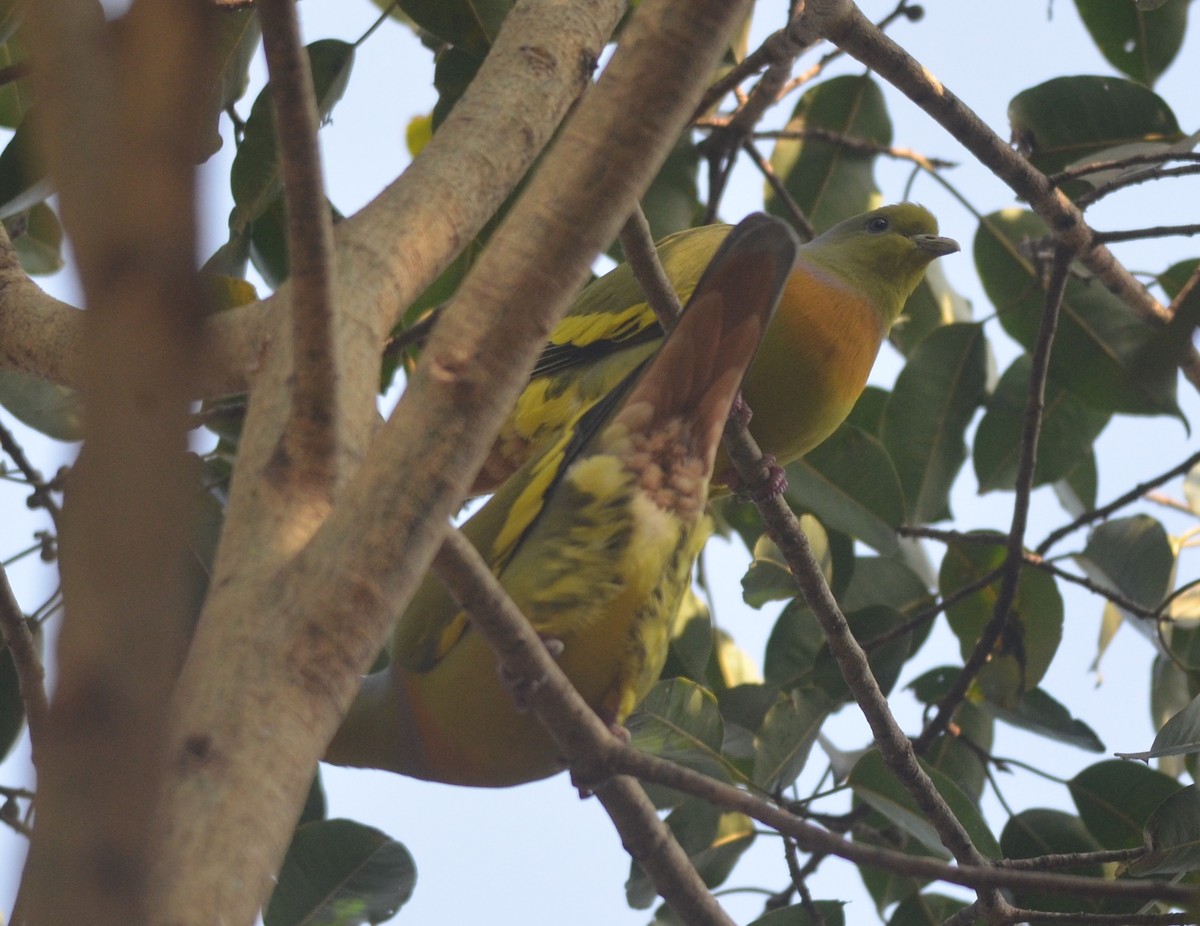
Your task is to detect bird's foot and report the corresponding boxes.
[726,454,788,502]
[500,636,565,712]
[728,393,754,429]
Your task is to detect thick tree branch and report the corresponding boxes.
[259,0,339,488]
[804,0,1200,392]
[19,1,214,925]
[149,1,752,922]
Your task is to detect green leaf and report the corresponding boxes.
[9,202,64,275]
[1054,450,1098,515]
[747,902,846,926]
[847,385,890,437]
[1074,515,1174,615]
[1000,810,1106,913]
[1074,0,1189,86]
[880,323,988,523]
[841,556,933,616]
[0,370,83,442]
[812,605,915,702]
[941,540,1065,707]
[195,7,260,159]
[924,700,993,803]
[766,75,892,233]
[763,601,827,690]
[752,688,829,793]
[975,209,1180,417]
[856,809,935,912]
[1069,760,1182,849]
[0,621,39,762]
[432,44,480,128]
[1118,691,1200,760]
[662,586,713,684]
[785,424,906,554]
[299,772,327,828]
[399,0,512,58]
[248,194,345,289]
[1129,785,1200,875]
[848,749,1001,860]
[626,679,730,807]
[1008,76,1183,174]
[0,111,50,218]
[626,801,754,908]
[887,893,974,926]
[981,687,1105,752]
[264,819,415,926]
[230,40,355,231]
[0,31,31,128]
[741,515,831,608]
[974,354,1110,493]
[890,261,973,358]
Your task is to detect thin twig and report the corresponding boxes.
[1049,151,1200,183]
[0,565,48,759]
[259,0,338,487]
[917,245,1073,752]
[1003,910,1193,926]
[611,744,1197,906]
[748,126,956,170]
[1037,450,1200,555]
[617,205,684,329]
[1076,164,1200,210]
[1093,223,1200,245]
[0,417,62,529]
[719,413,1001,897]
[742,139,817,240]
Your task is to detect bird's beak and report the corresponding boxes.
[914,234,960,257]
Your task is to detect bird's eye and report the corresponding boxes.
[866,216,890,234]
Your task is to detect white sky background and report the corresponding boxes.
[3,1,1200,922]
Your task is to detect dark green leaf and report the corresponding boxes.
[888,893,974,926]
[1069,760,1182,849]
[1130,785,1200,875]
[847,385,889,437]
[974,354,1110,493]
[9,202,64,275]
[1053,448,1099,515]
[432,45,480,128]
[1074,0,1189,86]
[0,370,83,442]
[766,75,892,233]
[747,902,846,926]
[982,687,1105,752]
[1000,810,1106,912]
[1119,691,1200,760]
[752,688,829,792]
[265,819,415,926]
[889,261,973,358]
[626,679,730,808]
[1009,76,1182,174]
[924,700,993,803]
[399,0,512,58]
[975,209,1180,417]
[0,31,31,128]
[813,605,914,702]
[880,323,988,523]
[230,40,355,231]
[1075,515,1173,614]
[0,621,38,761]
[763,601,827,690]
[662,587,713,683]
[941,541,1064,707]
[0,112,50,218]
[627,801,754,908]
[848,749,1001,859]
[785,424,906,553]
